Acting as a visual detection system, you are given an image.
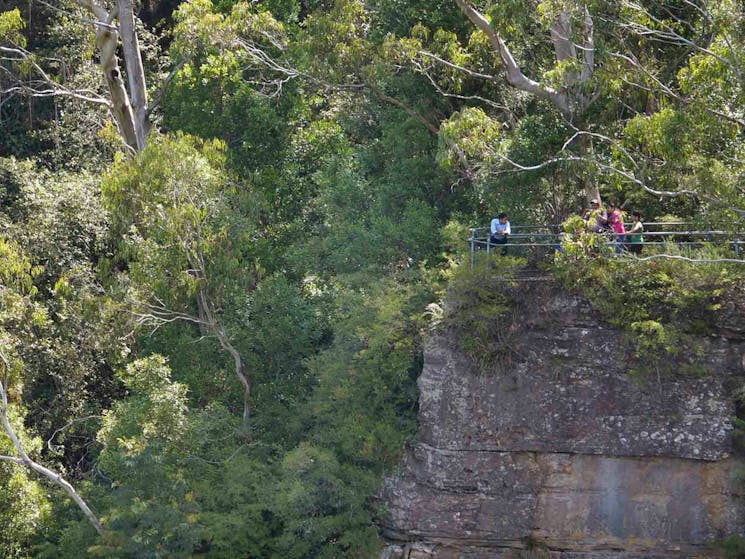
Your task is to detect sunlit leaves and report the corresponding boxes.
[0,238,40,297]
[624,107,691,161]
[171,0,232,60]
[272,442,380,558]
[98,356,188,465]
[679,37,745,119]
[102,133,238,304]
[172,0,293,96]
[439,107,504,169]
[92,356,199,558]
[0,8,25,46]
[486,0,535,36]
[295,0,372,82]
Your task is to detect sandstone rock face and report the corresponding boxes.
[380,288,745,558]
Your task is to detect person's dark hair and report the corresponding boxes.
[632,210,642,218]
[498,212,508,219]
[607,201,616,208]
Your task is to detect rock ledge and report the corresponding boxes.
[380,289,745,558]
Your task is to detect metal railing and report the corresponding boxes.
[468,222,744,268]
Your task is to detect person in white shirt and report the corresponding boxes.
[490,212,511,255]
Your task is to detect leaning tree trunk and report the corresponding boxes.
[95,26,139,152]
[117,0,149,151]
[74,0,148,153]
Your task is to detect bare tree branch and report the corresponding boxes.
[413,52,514,114]
[47,415,101,453]
[482,124,745,218]
[633,254,745,264]
[608,50,745,126]
[620,1,731,64]
[0,46,111,106]
[0,348,104,535]
[147,59,186,116]
[126,215,254,426]
[453,0,570,115]
[418,50,496,81]
[565,128,745,217]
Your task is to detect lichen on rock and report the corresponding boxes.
[380,276,745,558]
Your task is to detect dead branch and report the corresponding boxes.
[418,50,496,81]
[0,46,111,107]
[46,415,101,453]
[0,348,104,535]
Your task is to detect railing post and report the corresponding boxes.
[470,229,476,269]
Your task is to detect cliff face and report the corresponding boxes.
[380,286,745,559]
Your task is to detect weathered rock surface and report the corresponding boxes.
[380,286,745,558]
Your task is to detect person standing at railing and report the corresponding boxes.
[583,199,608,233]
[626,211,644,254]
[490,212,511,255]
[607,201,626,254]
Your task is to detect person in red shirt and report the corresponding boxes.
[607,201,625,254]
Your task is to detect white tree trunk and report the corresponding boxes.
[550,10,577,88]
[117,0,149,151]
[95,26,139,151]
[453,0,599,202]
[453,0,571,116]
[74,0,148,152]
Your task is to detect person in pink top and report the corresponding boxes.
[606,201,625,254]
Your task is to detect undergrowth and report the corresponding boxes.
[439,255,526,374]
[553,232,743,377]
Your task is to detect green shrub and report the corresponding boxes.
[440,257,525,373]
[715,535,745,559]
[553,233,743,377]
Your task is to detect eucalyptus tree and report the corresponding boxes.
[452,0,599,205]
[387,0,745,220]
[103,133,258,424]
[1,0,156,153]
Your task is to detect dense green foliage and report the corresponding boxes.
[439,256,525,373]
[2,0,745,556]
